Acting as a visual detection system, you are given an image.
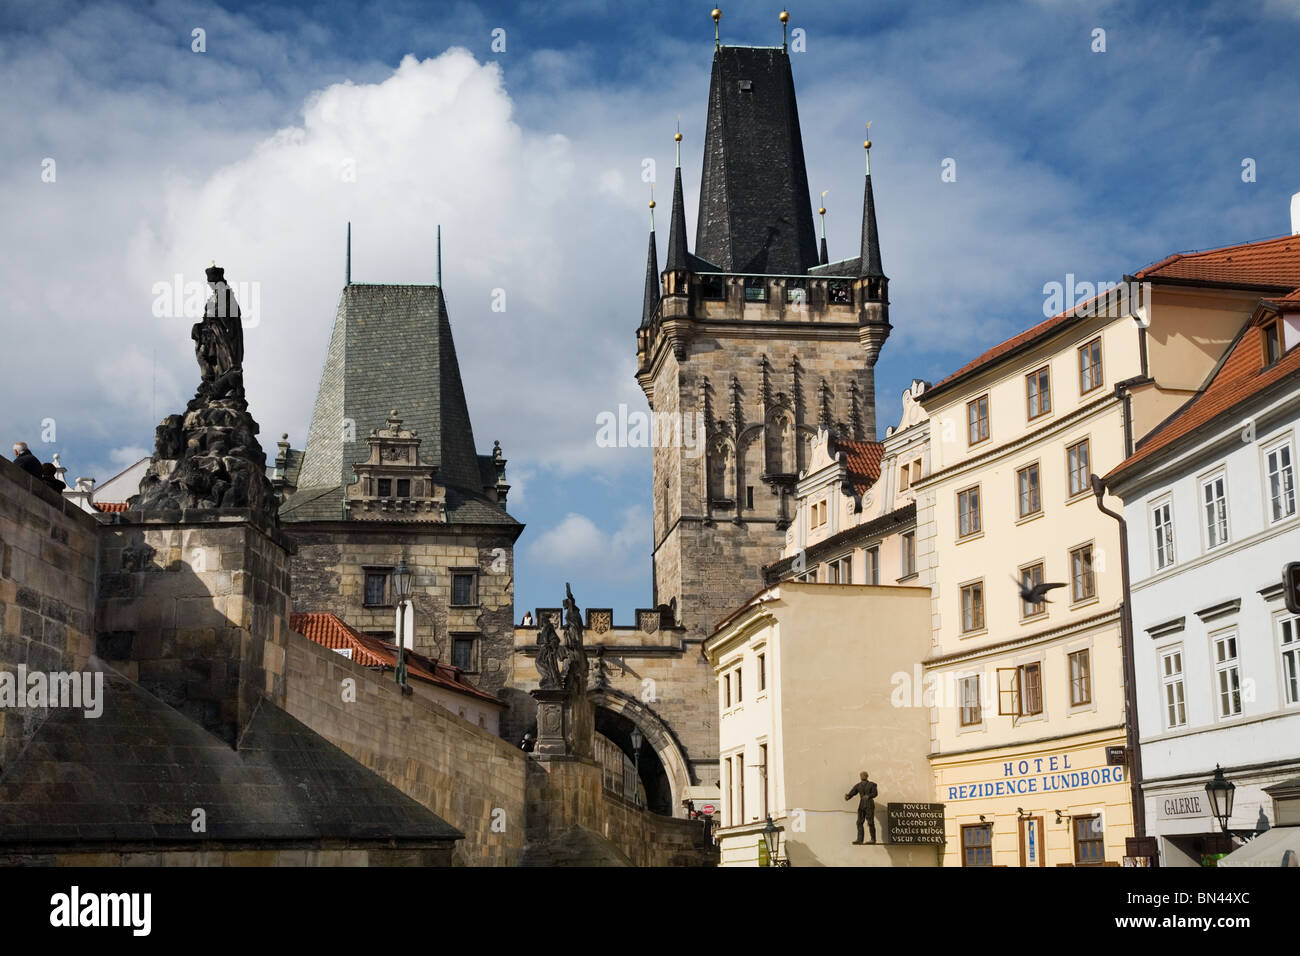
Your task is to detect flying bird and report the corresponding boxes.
[1011,575,1067,605]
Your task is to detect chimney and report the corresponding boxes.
[1292,191,1300,236]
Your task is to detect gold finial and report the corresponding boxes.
[780,9,789,22]
[675,116,682,166]
[780,10,789,49]
[713,8,721,48]
[649,184,656,230]
[211,259,216,267]
[818,190,828,239]
[864,121,872,174]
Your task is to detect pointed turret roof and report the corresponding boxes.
[694,45,819,275]
[859,172,884,278]
[665,165,692,273]
[641,226,660,328]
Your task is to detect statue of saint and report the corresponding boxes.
[535,615,562,690]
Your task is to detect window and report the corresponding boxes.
[827,280,852,305]
[451,571,477,606]
[1069,649,1092,706]
[1264,319,1282,365]
[1201,472,1228,549]
[865,546,880,585]
[734,667,743,703]
[1280,615,1300,706]
[377,478,392,497]
[1073,815,1105,864]
[967,395,990,445]
[961,581,985,633]
[962,823,993,866]
[396,478,411,498]
[1152,499,1176,570]
[701,274,726,299]
[810,499,828,530]
[901,532,916,577]
[451,635,476,671]
[899,463,910,491]
[828,555,852,583]
[364,570,389,606]
[959,675,982,726]
[1020,563,1046,618]
[1017,463,1041,518]
[786,280,807,304]
[1070,545,1095,602]
[1067,439,1090,497]
[1266,439,1297,523]
[744,277,767,302]
[736,753,745,822]
[912,458,923,482]
[758,652,766,692]
[722,673,731,708]
[1078,337,1103,394]
[1214,632,1242,718]
[997,664,1042,716]
[1026,366,1052,420]
[746,486,754,510]
[1160,647,1187,729]
[725,758,733,825]
[957,486,982,538]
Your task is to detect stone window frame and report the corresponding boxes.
[449,567,479,608]
[450,632,479,672]
[362,565,394,608]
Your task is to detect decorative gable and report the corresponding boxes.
[345,410,446,521]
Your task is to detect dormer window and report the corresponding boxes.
[744,277,768,302]
[397,478,411,498]
[377,478,392,497]
[1264,319,1283,366]
[701,275,726,299]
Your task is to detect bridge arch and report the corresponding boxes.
[587,688,693,818]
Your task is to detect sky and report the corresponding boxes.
[2,0,1298,622]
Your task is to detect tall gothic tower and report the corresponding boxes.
[636,43,891,641]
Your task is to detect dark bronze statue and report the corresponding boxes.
[845,771,878,844]
[535,614,562,689]
[559,582,588,690]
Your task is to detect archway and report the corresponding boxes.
[587,689,693,818]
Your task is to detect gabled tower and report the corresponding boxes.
[635,39,892,641]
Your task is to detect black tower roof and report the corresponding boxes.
[859,172,884,278]
[694,45,819,276]
[641,226,660,328]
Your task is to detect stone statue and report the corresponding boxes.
[535,614,562,690]
[559,582,588,690]
[133,264,279,526]
[845,771,878,844]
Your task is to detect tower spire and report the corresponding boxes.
[712,7,721,49]
[346,221,351,286]
[437,224,442,287]
[859,126,884,278]
[818,190,829,266]
[641,189,660,329]
[665,130,691,274]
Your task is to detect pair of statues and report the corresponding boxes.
[535,583,588,692]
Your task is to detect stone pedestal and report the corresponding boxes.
[531,688,570,756]
[95,510,295,747]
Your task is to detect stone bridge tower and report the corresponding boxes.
[636,42,892,643]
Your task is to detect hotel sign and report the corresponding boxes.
[1157,790,1209,821]
[887,803,946,844]
[942,751,1125,801]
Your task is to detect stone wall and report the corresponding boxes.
[286,525,517,699]
[283,628,528,867]
[0,456,99,770]
[4,846,452,867]
[96,514,293,746]
[522,756,716,867]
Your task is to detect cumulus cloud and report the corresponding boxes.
[526,506,648,587]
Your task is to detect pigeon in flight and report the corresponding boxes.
[1012,575,1067,605]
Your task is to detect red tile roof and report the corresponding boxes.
[92,501,130,513]
[929,235,1300,400]
[836,438,884,495]
[1136,234,1300,287]
[289,611,503,707]
[1106,313,1300,483]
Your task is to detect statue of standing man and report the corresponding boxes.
[845,771,878,845]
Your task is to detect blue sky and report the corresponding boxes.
[2,0,1298,622]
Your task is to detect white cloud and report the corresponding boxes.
[526,506,648,585]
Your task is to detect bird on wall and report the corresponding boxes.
[1011,575,1067,605]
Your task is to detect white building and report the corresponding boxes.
[1104,296,1300,866]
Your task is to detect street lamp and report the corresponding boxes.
[1205,764,1236,835]
[391,559,413,689]
[629,728,643,807]
[762,815,787,867]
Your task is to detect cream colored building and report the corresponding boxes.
[915,236,1300,866]
[703,583,937,867]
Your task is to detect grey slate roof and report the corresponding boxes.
[0,661,462,846]
[694,45,819,276]
[287,283,517,527]
[859,173,884,278]
[641,227,660,328]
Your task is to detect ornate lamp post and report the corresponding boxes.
[1205,764,1236,835]
[391,559,413,688]
[762,815,788,867]
[629,728,643,806]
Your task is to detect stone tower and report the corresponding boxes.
[636,43,891,641]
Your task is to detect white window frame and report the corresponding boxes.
[958,672,983,728]
[1278,613,1300,708]
[1151,496,1176,571]
[865,545,880,586]
[1200,469,1229,551]
[957,484,982,539]
[1066,438,1091,498]
[1159,645,1187,730]
[1213,630,1242,720]
[1264,435,1297,525]
[827,554,853,584]
[1016,461,1042,519]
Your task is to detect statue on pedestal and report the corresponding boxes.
[845,771,879,844]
